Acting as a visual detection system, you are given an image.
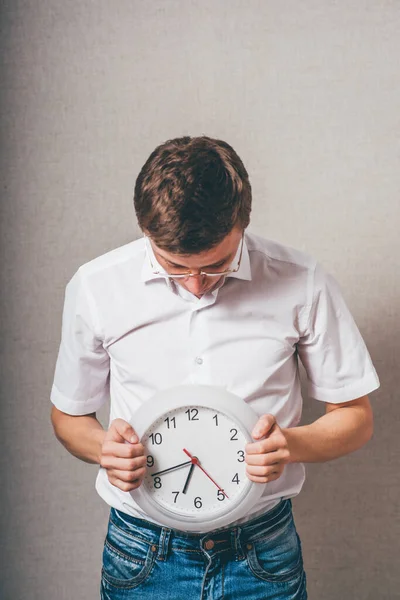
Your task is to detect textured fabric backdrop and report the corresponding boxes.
[1,2,398,599]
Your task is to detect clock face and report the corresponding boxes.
[129,385,265,532]
[141,405,250,520]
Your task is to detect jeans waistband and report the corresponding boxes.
[110,499,292,560]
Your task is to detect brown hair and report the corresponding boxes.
[134,136,252,253]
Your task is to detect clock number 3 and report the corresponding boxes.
[237,450,245,462]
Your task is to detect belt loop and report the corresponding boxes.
[231,527,244,560]
[157,527,171,561]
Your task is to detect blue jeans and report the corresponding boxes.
[100,499,307,599]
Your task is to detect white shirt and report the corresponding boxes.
[51,232,380,527]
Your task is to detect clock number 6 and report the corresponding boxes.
[194,497,202,509]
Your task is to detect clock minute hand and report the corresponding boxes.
[151,460,192,477]
[183,448,229,499]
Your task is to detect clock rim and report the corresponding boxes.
[129,385,266,532]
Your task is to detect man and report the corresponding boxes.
[51,136,379,599]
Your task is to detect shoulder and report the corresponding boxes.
[77,238,145,277]
[245,231,317,272]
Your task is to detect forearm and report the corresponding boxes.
[283,401,373,463]
[51,406,106,465]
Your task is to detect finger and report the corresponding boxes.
[252,414,276,439]
[108,475,144,493]
[102,440,145,459]
[245,449,290,466]
[108,466,146,484]
[245,437,282,455]
[246,463,284,478]
[107,419,139,444]
[246,470,283,484]
[101,455,147,472]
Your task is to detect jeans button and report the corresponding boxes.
[205,539,214,550]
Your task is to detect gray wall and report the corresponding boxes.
[1,1,399,599]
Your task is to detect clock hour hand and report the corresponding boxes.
[183,448,229,499]
[182,462,195,494]
[151,460,192,477]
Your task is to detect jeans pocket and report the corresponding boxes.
[101,519,157,590]
[246,518,304,584]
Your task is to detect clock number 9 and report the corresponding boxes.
[194,497,202,509]
[154,477,162,489]
[147,455,154,467]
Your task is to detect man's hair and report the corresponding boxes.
[134,136,252,253]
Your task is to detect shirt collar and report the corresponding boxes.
[140,236,166,283]
[227,233,252,281]
[140,234,252,284]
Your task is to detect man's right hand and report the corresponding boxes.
[100,419,146,492]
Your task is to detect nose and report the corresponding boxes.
[184,274,208,296]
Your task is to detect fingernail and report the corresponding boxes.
[131,435,138,443]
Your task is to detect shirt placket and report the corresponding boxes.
[187,305,212,385]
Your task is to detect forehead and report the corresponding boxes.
[152,228,242,268]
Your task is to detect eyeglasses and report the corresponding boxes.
[145,234,244,280]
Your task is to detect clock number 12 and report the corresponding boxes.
[185,408,199,421]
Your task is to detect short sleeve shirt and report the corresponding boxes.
[51,232,380,524]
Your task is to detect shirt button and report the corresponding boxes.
[195,357,203,365]
[205,540,214,550]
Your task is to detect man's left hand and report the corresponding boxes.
[245,414,290,483]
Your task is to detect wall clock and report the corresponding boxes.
[128,385,265,532]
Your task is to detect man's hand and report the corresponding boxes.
[245,414,290,483]
[101,419,146,492]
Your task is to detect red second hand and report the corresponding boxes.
[183,448,229,499]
